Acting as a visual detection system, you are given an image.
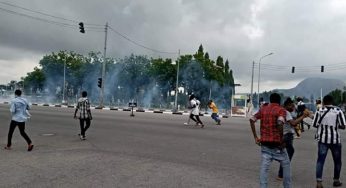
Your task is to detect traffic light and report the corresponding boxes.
[291,66,295,73]
[79,22,85,33]
[321,66,324,72]
[97,78,102,88]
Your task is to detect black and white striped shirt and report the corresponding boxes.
[76,97,92,120]
[312,105,346,144]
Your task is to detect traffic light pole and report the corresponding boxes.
[100,22,108,108]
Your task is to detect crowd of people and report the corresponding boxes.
[4,89,93,151]
[250,93,346,188]
[4,90,223,150]
[184,94,222,127]
[4,89,346,188]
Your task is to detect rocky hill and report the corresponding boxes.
[273,77,345,99]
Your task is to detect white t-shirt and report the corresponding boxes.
[283,110,295,135]
[246,103,253,118]
[190,99,200,115]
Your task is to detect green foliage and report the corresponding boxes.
[19,45,235,108]
[149,58,175,90]
[328,89,346,105]
[38,51,87,96]
[117,54,151,99]
[23,67,45,93]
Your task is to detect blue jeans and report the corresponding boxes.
[211,113,220,122]
[260,146,291,188]
[316,142,342,182]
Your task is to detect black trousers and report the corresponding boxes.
[79,118,91,136]
[189,114,203,124]
[7,120,32,147]
[278,133,295,178]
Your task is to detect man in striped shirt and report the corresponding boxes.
[312,95,346,188]
[74,91,92,140]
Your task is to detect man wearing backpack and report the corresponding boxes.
[74,91,92,140]
[312,95,346,188]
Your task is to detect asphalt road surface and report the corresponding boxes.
[0,104,344,188]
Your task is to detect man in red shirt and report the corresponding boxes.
[250,93,290,188]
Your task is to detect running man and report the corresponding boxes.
[207,99,221,125]
[189,94,204,128]
[5,89,34,151]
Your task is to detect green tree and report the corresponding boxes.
[117,54,151,102]
[7,80,17,91]
[148,58,176,104]
[35,50,103,102]
[23,67,45,94]
[328,89,343,105]
[18,44,237,109]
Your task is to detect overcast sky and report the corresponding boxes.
[1,0,346,93]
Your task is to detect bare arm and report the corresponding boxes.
[288,114,306,127]
[250,119,260,145]
[277,120,284,133]
[74,108,78,118]
[87,109,92,120]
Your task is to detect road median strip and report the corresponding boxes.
[1,102,229,118]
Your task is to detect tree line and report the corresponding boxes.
[12,45,235,109]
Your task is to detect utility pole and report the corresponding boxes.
[174,49,181,112]
[63,57,66,104]
[250,61,254,104]
[22,79,25,95]
[100,22,108,108]
[320,88,323,101]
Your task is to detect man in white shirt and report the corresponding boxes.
[277,97,309,180]
[189,94,204,128]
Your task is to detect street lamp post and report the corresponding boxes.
[257,52,273,108]
[62,58,66,104]
[58,55,67,104]
[250,61,255,104]
[22,79,25,95]
[174,60,179,111]
[100,22,108,108]
[173,50,180,112]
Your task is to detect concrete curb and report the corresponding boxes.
[1,101,229,118]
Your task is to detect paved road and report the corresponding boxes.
[0,104,343,188]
